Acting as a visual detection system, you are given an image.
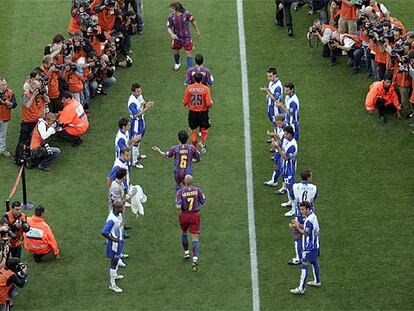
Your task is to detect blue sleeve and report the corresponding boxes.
[101,220,114,235]
[273,86,282,101]
[304,221,313,236]
[175,191,183,206]
[117,138,127,153]
[108,166,119,180]
[285,145,297,159]
[128,102,139,116]
[314,190,318,201]
[289,101,298,114]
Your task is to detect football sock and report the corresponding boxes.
[299,264,309,291]
[312,261,321,283]
[271,170,279,183]
[192,240,199,259]
[132,145,139,163]
[200,128,208,144]
[109,267,117,285]
[181,234,189,251]
[294,238,302,260]
[186,56,193,69]
[174,54,180,65]
[191,130,198,146]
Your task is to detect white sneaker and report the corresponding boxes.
[132,162,144,169]
[184,251,190,260]
[284,209,295,217]
[198,132,202,138]
[174,63,181,71]
[120,253,129,259]
[290,287,305,295]
[198,142,207,154]
[1,151,11,157]
[307,281,321,287]
[109,284,123,293]
[264,180,278,187]
[281,201,292,208]
[115,274,124,280]
[118,259,127,268]
[275,187,287,195]
[139,154,147,159]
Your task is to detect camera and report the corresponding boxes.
[14,262,28,278]
[0,91,6,102]
[52,64,65,70]
[105,0,116,7]
[351,0,369,9]
[96,83,103,94]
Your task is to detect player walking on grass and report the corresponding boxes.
[128,82,154,169]
[182,72,213,153]
[175,175,206,272]
[290,201,321,295]
[152,130,200,190]
[101,200,127,293]
[167,1,201,71]
[184,54,214,86]
[288,170,317,265]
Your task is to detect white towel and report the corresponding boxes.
[129,185,147,218]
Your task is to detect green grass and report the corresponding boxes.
[0,0,413,310]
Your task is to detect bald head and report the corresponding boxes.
[184,175,193,186]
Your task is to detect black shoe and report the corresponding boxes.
[288,28,294,36]
[288,258,302,265]
[124,233,130,239]
[379,116,386,124]
[33,254,42,263]
[124,225,131,230]
[274,20,284,27]
[72,137,83,147]
[352,67,360,74]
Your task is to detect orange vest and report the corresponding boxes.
[410,79,414,104]
[0,268,14,304]
[40,65,60,99]
[365,81,400,112]
[58,99,89,136]
[30,119,49,150]
[4,211,27,248]
[21,89,46,123]
[63,70,84,93]
[340,2,358,20]
[0,89,13,122]
[24,216,60,256]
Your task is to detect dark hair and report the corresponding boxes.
[301,170,312,181]
[118,117,129,129]
[195,54,204,66]
[284,125,294,136]
[52,33,65,44]
[116,168,127,180]
[29,69,40,79]
[11,201,22,209]
[384,71,393,82]
[61,91,73,99]
[284,82,295,90]
[169,2,185,13]
[408,50,414,59]
[267,67,277,75]
[121,147,131,154]
[194,72,202,83]
[299,201,311,209]
[5,257,20,271]
[178,130,189,144]
[131,82,141,92]
[35,206,45,217]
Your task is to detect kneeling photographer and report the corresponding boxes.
[2,202,30,259]
[57,92,89,147]
[329,31,364,73]
[29,113,61,171]
[0,256,28,311]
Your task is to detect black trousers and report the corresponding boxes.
[375,98,397,117]
[17,121,36,146]
[56,129,82,144]
[9,245,21,259]
[275,0,293,28]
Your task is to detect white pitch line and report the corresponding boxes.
[236,0,260,310]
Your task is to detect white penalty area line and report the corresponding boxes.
[236,0,260,310]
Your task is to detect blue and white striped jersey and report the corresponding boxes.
[267,79,283,115]
[302,211,320,252]
[115,129,129,159]
[101,210,124,253]
[285,92,300,125]
[293,181,318,216]
[281,137,297,177]
[108,157,130,193]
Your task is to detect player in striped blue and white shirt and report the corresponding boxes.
[288,170,318,265]
[290,201,321,294]
[107,148,131,195]
[260,67,283,123]
[128,82,154,169]
[115,117,139,160]
[264,114,289,187]
[277,82,300,141]
[273,125,298,209]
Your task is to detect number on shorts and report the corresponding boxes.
[187,197,194,211]
[179,155,188,168]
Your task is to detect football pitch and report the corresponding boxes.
[0,0,413,310]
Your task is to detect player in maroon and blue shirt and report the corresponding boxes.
[167,2,201,71]
[184,54,214,86]
[175,174,206,272]
[152,130,201,190]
